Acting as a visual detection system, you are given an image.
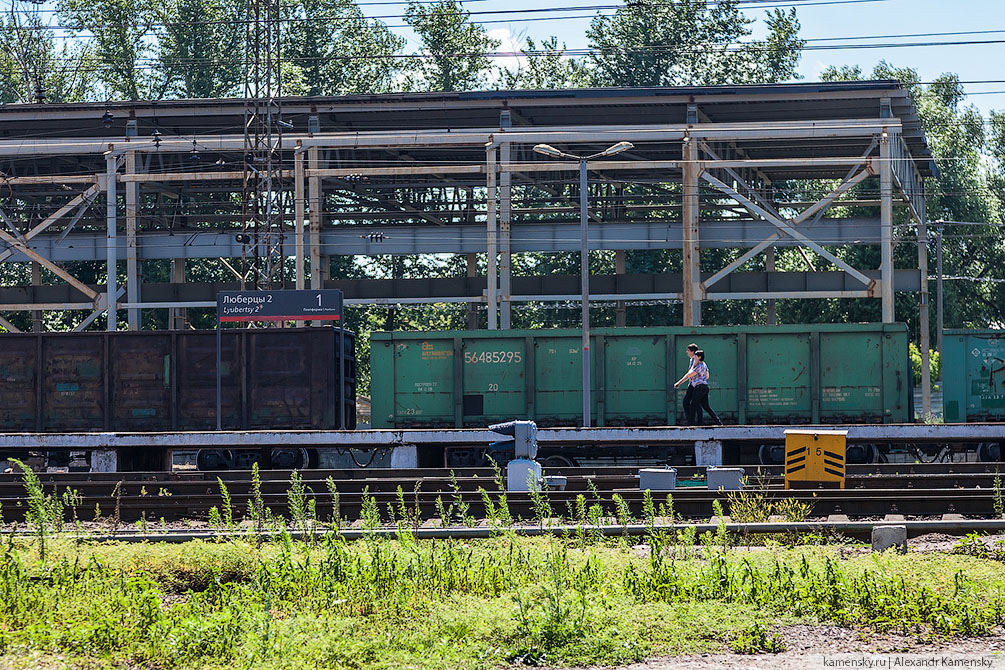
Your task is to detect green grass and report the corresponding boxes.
[0,533,1002,670]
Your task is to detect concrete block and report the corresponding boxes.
[542,475,567,491]
[90,449,117,473]
[639,468,677,491]
[507,459,542,492]
[871,525,908,553]
[827,514,850,522]
[390,445,418,469]
[707,466,744,491]
[884,514,906,522]
[694,440,723,467]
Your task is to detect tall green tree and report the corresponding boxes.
[501,36,589,90]
[157,0,244,98]
[783,62,1005,332]
[57,0,165,100]
[403,0,499,92]
[585,1,803,87]
[285,0,403,96]
[0,10,94,103]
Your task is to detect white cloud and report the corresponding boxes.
[488,26,528,80]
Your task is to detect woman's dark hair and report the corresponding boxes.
[695,350,705,361]
[687,343,698,353]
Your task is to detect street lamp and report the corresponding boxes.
[532,141,634,428]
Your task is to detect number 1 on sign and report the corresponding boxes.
[317,293,322,307]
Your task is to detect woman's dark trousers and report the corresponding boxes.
[692,384,721,425]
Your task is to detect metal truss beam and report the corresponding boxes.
[0,270,923,312]
[0,119,902,158]
[0,183,102,262]
[0,218,884,263]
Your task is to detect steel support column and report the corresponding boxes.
[499,142,512,329]
[466,252,479,329]
[294,148,305,290]
[880,132,895,322]
[765,246,776,325]
[294,148,306,326]
[486,147,498,330]
[682,138,701,325]
[105,154,117,331]
[918,208,931,417]
[936,224,944,385]
[308,146,322,292]
[125,151,140,330]
[615,250,626,327]
[30,262,42,332]
[169,259,186,329]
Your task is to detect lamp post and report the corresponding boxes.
[532,141,634,428]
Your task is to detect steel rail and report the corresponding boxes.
[0,487,999,522]
[7,519,1005,543]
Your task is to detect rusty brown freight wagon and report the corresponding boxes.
[0,328,355,435]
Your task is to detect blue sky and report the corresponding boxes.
[368,0,1005,118]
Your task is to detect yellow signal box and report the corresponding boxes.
[784,429,847,489]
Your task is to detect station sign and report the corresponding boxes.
[217,289,343,322]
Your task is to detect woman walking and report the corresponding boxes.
[673,349,722,425]
[676,343,698,425]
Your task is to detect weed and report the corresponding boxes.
[208,506,222,531]
[326,477,342,530]
[775,497,813,522]
[490,458,512,526]
[528,474,552,527]
[435,495,452,528]
[512,544,589,661]
[449,470,474,527]
[994,471,1003,520]
[394,486,414,543]
[613,494,632,527]
[712,500,729,548]
[112,480,123,531]
[62,487,83,532]
[625,550,1003,636]
[657,493,675,523]
[11,459,62,560]
[731,623,785,654]
[248,462,266,539]
[287,470,313,536]
[218,477,235,533]
[360,486,382,531]
[953,533,1004,561]
[480,487,499,531]
[727,489,772,523]
[642,489,656,535]
[728,486,813,526]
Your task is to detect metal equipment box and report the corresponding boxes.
[370,324,910,428]
[942,330,1005,423]
[639,468,677,491]
[784,429,846,489]
[707,467,744,491]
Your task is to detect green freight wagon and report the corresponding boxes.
[370,323,910,428]
[942,330,1005,423]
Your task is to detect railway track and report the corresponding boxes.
[1,465,1002,522]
